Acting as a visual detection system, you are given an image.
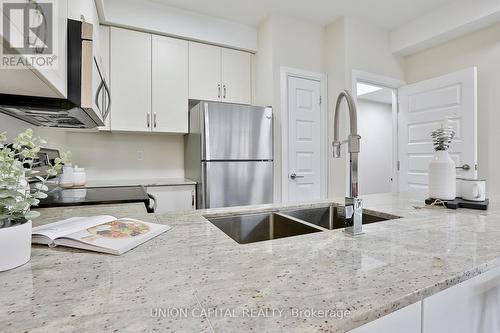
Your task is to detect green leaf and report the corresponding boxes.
[12,202,29,211]
[2,198,16,206]
[33,183,48,192]
[26,197,40,206]
[24,210,40,220]
[0,189,21,199]
[32,192,48,199]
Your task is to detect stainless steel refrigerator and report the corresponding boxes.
[185,102,273,209]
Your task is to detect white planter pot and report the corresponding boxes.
[428,151,456,200]
[0,220,32,272]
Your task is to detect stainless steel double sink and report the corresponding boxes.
[205,204,400,244]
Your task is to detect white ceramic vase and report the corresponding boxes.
[428,151,456,200]
[0,220,32,272]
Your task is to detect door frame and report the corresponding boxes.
[280,66,328,203]
[351,70,406,194]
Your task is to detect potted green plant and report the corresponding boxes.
[428,123,456,200]
[0,129,69,271]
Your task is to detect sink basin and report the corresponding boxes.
[206,212,323,244]
[281,205,400,230]
[205,204,400,244]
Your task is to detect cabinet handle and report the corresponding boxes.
[147,112,150,128]
[191,191,195,207]
[153,113,157,128]
[223,85,227,99]
[218,84,221,99]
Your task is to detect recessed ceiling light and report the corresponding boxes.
[357,83,382,96]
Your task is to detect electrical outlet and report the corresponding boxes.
[137,151,144,161]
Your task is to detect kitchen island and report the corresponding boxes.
[1,193,500,332]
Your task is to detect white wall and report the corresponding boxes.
[0,115,184,181]
[357,100,393,195]
[254,15,326,203]
[405,21,500,198]
[325,17,405,198]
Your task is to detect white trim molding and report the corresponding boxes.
[280,67,328,203]
[97,0,258,52]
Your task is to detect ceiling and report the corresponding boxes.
[148,0,457,29]
[357,84,393,104]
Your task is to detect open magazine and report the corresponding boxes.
[32,216,171,255]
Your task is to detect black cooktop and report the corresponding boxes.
[38,186,150,209]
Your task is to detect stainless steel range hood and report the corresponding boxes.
[0,19,109,129]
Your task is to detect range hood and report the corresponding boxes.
[0,20,109,129]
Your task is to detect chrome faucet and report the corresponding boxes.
[332,90,363,236]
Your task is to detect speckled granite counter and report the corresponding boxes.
[1,193,500,333]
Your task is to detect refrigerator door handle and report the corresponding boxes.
[204,106,211,159]
[203,163,210,209]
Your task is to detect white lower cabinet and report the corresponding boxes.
[147,185,196,213]
[350,266,500,333]
[422,266,500,333]
[348,301,421,333]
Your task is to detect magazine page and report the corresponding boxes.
[58,218,171,255]
[32,216,117,242]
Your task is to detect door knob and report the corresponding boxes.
[290,173,304,180]
[456,164,471,171]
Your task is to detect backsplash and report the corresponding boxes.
[0,114,185,181]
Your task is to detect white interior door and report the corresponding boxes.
[287,76,322,202]
[398,67,477,195]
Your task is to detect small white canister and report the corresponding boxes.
[59,164,74,188]
[72,166,87,187]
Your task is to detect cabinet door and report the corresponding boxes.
[221,48,252,104]
[110,28,151,132]
[348,302,421,333]
[35,0,68,97]
[423,266,500,333]
[188,42,221,101]
[147,186,196,213]
[152,36,188,133]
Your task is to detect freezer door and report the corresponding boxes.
[203,102,273,160]
[202,161,273,209]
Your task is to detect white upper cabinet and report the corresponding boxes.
[189,42,252,104]
[152,35,189,133]
[0,0,68,98]
[110,27,152,132]
[221,48,252,104]
[188,42,222,102]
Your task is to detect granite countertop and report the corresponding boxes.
[83,178,196,188]
[1,193,500,332]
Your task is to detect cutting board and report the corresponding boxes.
[425,197,489,210]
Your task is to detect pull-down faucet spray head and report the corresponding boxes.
[332,90,360,159]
